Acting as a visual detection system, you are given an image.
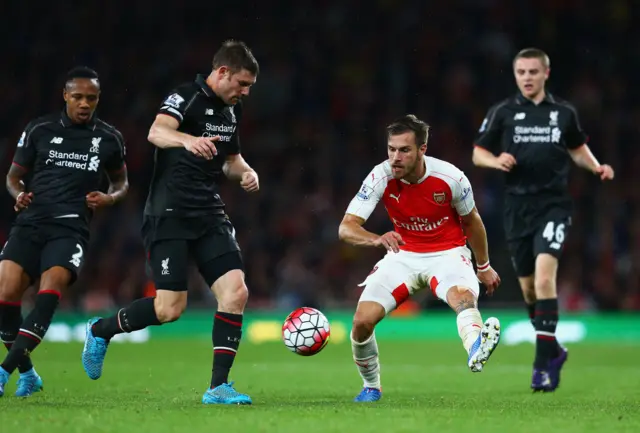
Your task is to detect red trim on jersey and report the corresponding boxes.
[156,112,182,123]
[11,161,28,171]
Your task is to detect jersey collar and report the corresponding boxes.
[400,156,430,184]
[195,74,227,109]
[59,110,97,130]
[516,92,556,105]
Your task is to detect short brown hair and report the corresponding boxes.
[513,47,550,69]
[213,40,259,75]
[386,114,430,146]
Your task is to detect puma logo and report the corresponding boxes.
[389,193,401,203]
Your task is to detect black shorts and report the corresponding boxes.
[141,214,244,290]
[504,196,572,277]
[0,220,89,284]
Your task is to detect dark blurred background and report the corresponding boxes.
[2,0,638,313]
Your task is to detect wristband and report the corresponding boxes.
[476,261,491,271]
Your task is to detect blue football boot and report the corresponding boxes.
[354,387,382,402]
[202,382,252,405]
[82,317,109,380]
[15,368,43,397]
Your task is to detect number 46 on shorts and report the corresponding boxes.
[541,221,566,250]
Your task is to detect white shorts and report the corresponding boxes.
[357,246,479,314]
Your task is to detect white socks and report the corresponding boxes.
[351,331,381,389]
[457,308,483,354]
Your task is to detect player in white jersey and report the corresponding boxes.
[338,115,502,402]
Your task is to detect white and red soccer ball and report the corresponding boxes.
[282,307,330,356]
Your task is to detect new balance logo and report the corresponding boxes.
[389,193,401,203]
[50,137,63,144]
[205,108,214,115]
[161,258,170,275]
[514,112,526,120]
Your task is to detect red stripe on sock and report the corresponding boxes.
[214,349,237,356]
[0,300,21,306]
[18,331,41,342]
[214,314,242,327]
[536,335,556,341]
[39,289,61,299]
[535,311,557,315]
[472,324,482,329]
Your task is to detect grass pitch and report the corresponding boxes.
[0,340,638,433]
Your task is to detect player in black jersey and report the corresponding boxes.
[0,67,128,397]
[83,40,259,405]
[472,48,614,392]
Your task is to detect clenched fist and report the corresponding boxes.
[14,191,33,212]
[86,191,115,210]
[240,171,259,192]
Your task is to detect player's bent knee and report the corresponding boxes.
[351,318,376,343]
[445,285,478,311]
[352,301,385,342]
[213,269,249,313]
[0,261,29,301]
[534,274,556,298]
[39,266,73,293]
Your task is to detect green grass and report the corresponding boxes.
[1,340,639,433]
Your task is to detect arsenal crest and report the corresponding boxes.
[433,191,446,204]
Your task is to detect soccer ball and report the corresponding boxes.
[282,307,330,356]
